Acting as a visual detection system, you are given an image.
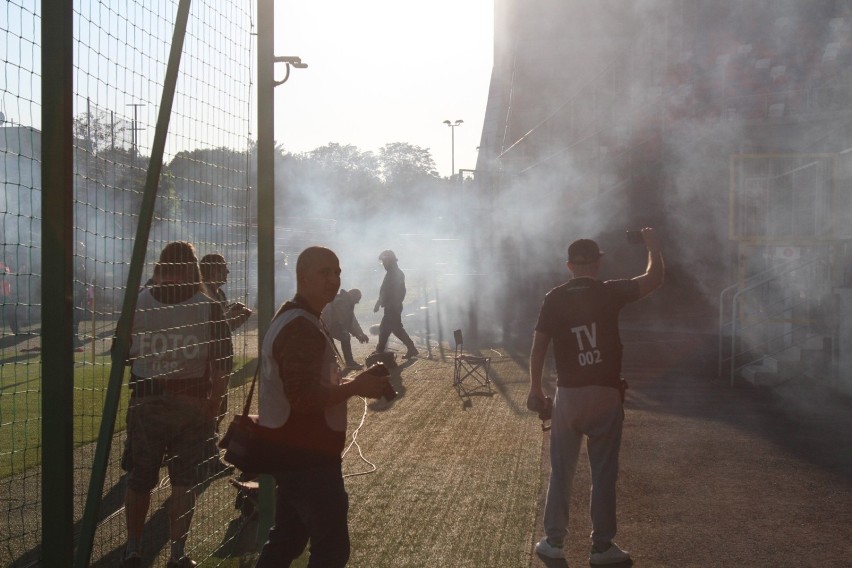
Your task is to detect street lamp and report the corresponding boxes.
[443,119,463,179]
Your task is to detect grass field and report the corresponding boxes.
[1,329,546,567]
[207,349,544,568]
[0,349,257,480]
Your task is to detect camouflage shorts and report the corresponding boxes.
[125,394,212,492]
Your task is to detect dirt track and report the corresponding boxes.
[531,330,852,567]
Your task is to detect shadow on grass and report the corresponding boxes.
[90,501,170,568]
[0,331,39,350]
[211,491,260,563]
[535,551,632,567]
[367,359,411,411]
[535,553,569,567]
[0,349,40,366]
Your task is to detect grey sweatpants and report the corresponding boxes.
[543,385,624,547]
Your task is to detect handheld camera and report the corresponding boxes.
[526,394,553,431]
[368,362,397,401]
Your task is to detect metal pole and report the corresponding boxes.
[41,1,75,564]
[256,0,277,548]
[74,1,193,565]
[451,125,455,180]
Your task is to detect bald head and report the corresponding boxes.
[296,246,341,311]
[296,246,338,277]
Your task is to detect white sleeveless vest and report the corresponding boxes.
[130,289,214,381]
[258,308,346,432]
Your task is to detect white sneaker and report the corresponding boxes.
[589,541,631,565]
[535,537,564,559]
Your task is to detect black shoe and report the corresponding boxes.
[403,348,419,359]
[167,557,197,568]
[344,361,363,370]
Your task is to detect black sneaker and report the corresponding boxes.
[403,348,419,359]
[589,542,630,565]
[167,557,197,568]
[535,537,564,559]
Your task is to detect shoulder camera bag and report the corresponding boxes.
[218,364,277,475]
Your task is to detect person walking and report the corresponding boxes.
[373,250,418,358]
[529,229,663,565]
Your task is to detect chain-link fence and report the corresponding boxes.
[1,1,256,565]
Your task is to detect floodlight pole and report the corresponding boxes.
[443,119,463,180]
[255,0,307,548]
[256,0,276,548]
[41,0,75,564]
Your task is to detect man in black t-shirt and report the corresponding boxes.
[530,229,663,566]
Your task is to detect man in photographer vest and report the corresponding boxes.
[529,228,663,565]
[256,246,391,568]
[120,241,232,568]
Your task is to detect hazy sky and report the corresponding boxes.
[270,1,494,178]
[1,1,493,177]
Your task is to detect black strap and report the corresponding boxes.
[240,363,260,418]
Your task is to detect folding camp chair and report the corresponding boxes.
[453,329,490,390]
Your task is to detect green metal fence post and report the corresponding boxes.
[41,1,75,565]
[255,0,277,548]
[73,1,193,565]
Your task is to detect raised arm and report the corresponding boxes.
[632,227,664,299]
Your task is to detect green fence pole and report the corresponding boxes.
[73,1,193,565]
[255,0,277,548]
[41,1,75,565]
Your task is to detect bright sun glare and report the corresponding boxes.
[271,0,494,177]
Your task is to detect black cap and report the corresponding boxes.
[568,239,603,264]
